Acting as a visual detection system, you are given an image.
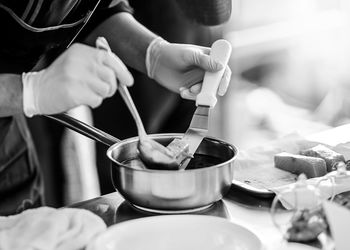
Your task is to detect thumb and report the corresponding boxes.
[189,50,224,72]
[179,87,196,100]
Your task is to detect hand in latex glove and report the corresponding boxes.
[146,37,232,100]
[22,43,133,117]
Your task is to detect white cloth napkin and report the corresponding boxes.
[271,173,350,209]
[0,206,106,250]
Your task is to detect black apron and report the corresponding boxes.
[0,0,101,215]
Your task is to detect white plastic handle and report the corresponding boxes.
[196,39,232,107]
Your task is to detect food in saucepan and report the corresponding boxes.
[122,153,222,170]
[274,152,327,178]
[300,144,346,172]
[137,138,192,170]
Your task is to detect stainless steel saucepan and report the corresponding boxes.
[47,114,238,213]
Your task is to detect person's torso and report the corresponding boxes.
[0,0,102,73]
[0,0,101,215]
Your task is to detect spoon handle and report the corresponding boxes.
[118,84,147,138]
[95,37,147,138]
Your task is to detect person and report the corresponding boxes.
[93,0,231,195]
[0,0,231,215]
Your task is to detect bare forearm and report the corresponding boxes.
[84,12,158,74]
[0,74,23,116]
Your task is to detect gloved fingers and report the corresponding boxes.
[189,83,202,95]
[96,66,118,97]
[87,94,104,108]
[186,49,224,72]
[180,65,231,100]
[79,88,104,108]
[87,78,114,98]
[182,68,204,88]
[179,83,201,100]
[217,66,232,96]
[179,87,196,100]
[68,84,104,109]
[189,45,211,55]
[101,50,134,87]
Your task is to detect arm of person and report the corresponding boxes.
[0,43,133,118]
[83,12,232,99]
[0,74,23,117]
[83,12,156,74]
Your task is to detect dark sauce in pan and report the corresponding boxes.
[121,154,223,170]
[186,154,223,169]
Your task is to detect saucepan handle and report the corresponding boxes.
[45,113,120,147]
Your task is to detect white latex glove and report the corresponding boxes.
[146,37,232,100]
[22,42,133,117]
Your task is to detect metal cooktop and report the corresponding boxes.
[70,192,231,227]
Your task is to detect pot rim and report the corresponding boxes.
[106,133,238,173]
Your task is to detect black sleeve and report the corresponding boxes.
[79,0,134,38]
[97,0,134,17]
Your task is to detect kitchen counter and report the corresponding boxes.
[71,185,329,249]
[71,124,350,249]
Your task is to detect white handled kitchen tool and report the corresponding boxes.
[167,39,232,169]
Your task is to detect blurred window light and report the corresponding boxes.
[225,0,348,58]
[228,0,342,30]
[220,0,350,148]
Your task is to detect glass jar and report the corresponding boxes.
[270,174,327,243]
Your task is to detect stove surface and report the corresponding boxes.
[71,192,231,227]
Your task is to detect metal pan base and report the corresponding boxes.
[132,204,214,214]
